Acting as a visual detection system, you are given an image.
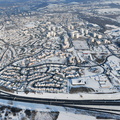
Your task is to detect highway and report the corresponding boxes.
[1,90,120,105]
[0,92,120,116]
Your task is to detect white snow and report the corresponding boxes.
[1,89,120,100]
[24,22,37,28]
[35,112,54,120]
[57,112,96,120]
[100,0,120,5]
[106,24,119,29]
[96,8,120,14]
[105,28,120,36]
[116,16,120,23]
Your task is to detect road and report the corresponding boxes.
[1,92,120,105]
[0,91,120,116]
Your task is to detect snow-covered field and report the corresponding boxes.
[96,8,120,14]
[0,104,59,120]
[0,99,97,120]
[1,99,120,120]
[116,16,120,23]
[57,112,96,120]
[105,28,120,36]
[106,24,119,29]
[101,0,120,4]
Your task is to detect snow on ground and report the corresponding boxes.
[57,112,96,120]
[76,105,120,111]
[108,55,120,64]
[3,90,120,100]
[116,16,120,23]
[82,67,104,76]
[0,99,98,120]
[96,8,120,14]
[105,24,119,29]
[47,4,59,9]
[35,112,58,120]
[0,103,59,120]
[0,96,120,120]
[101,0,120,4]
[24,22,38,28]
[105,28,120,36]
[0,99,66,112]
[73,40,89,50]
